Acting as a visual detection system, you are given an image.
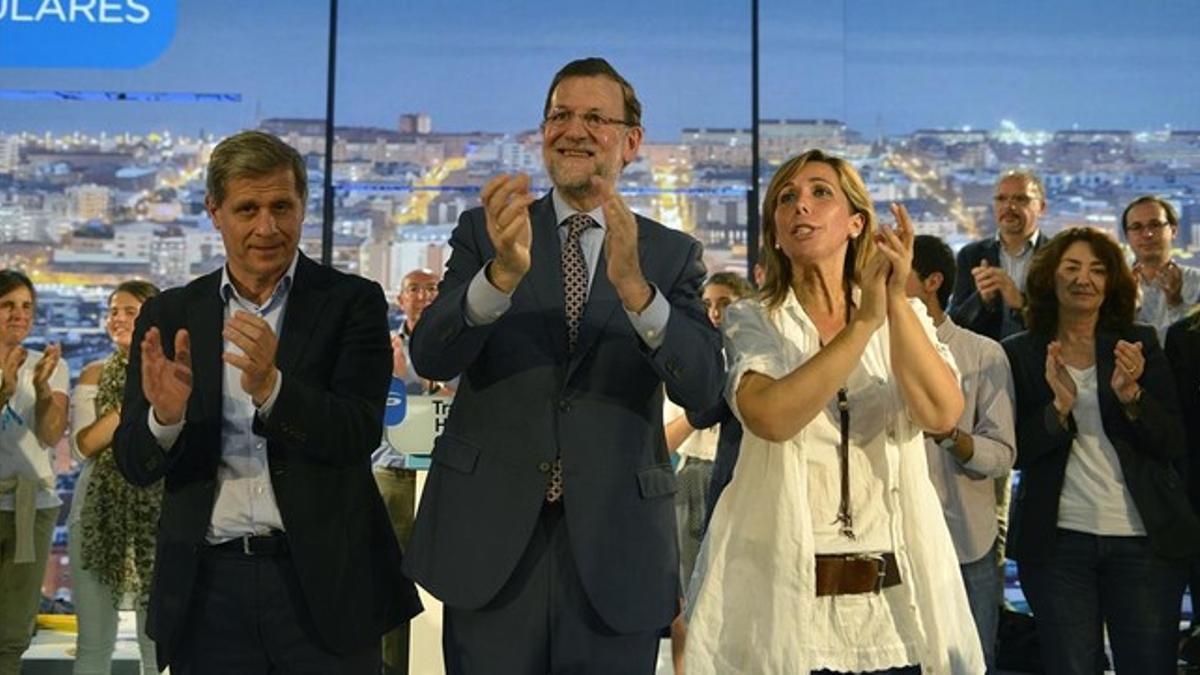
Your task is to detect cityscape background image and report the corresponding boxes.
[1,0,1199,610]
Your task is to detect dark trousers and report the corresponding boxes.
[1018,529,1187,675]
[375,467,417,675]
[443,502,660,675]
[173,547,380,674]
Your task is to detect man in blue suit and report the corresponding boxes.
[949,169,1047,341]
[404,58,724,674]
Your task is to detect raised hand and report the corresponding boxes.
[875,203,915,299]
[391,333,408,379]
[856,246,891,330]
[141,327,192,425]
[1,346,27,401]
[972,260,1023,309]
[1110,340,1144,404]
[1159,261,1184,306]
[481,173,535,293]
[971,260,999,304]
[1045,341,1077,419]
[222,311,279,406]
[31,343,61,401]
[592,176,651,312]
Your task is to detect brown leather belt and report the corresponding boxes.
[815,552,901,596]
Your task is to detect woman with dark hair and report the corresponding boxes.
[1002,227,1200,674]
[684,151,982,674]
[0,269,69,674]
[69,280,161,674]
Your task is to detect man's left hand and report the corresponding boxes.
[1160,261,1184,306]
[222,311,279,406]
[593,177,651,312]
[973,265,1024,310]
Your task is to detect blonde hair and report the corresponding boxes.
[758,149,878,310]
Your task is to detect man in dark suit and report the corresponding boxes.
[949,169,1047,342]
[404,58,724,673]
[114,130,421,673]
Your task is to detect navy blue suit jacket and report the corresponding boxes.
[404,192,724,634]
[949,236,1043,341]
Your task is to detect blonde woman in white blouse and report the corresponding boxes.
[684,150,984,674]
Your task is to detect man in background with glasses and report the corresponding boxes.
[1121,195,1200,342]
[403,57,723,673]
[373,267,451,675]
[950,169,1048,342]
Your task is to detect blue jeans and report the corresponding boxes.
[1018,529,1187,675]
[960,544,1000,673]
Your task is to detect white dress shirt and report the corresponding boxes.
[150,255,295,543]
[924,317,1016,564]
[1136,262,1200,344]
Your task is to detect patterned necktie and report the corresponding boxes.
[546,213,593,503]
[561,213,594,352]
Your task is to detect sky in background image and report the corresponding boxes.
[0,0,1197,138]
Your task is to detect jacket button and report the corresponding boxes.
[538,462,551,473]
[558,399,571,413]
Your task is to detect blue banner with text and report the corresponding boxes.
[0,0,176,68]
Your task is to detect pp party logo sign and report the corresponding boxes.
[0,0,176,68]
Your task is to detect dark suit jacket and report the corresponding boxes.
[1002,325,1200,564]
[404,192,724,634]
[1164,316,1200,516]
[949,235,1044,341]
[114,254,422,668]
[686,399,742,531]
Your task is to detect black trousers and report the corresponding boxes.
[443,502,661,675]
[172,546,380,674]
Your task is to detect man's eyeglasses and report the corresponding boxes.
[994,194,1038,206]
[542,109,633,132]
[1125,220,1171,234]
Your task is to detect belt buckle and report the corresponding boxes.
[241,534,255,556]
[851,553,887,593]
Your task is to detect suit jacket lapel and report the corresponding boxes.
[1095,329,1120,420]
[185,270,225,438]
[566,215,650,381]
[276,254,326,375]
[526,195,570,363]
[986,238,1002,267]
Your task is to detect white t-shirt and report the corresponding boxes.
[664,398,718,463]
[1056,364,1146,536]
[0,348,69,510]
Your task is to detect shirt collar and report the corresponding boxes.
[779,283,864,332]
[935,314,957,341]
[996,229,1042,257]
[220,251,300,313]
[551,189,607,232]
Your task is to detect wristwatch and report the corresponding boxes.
[937,427,960,451]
